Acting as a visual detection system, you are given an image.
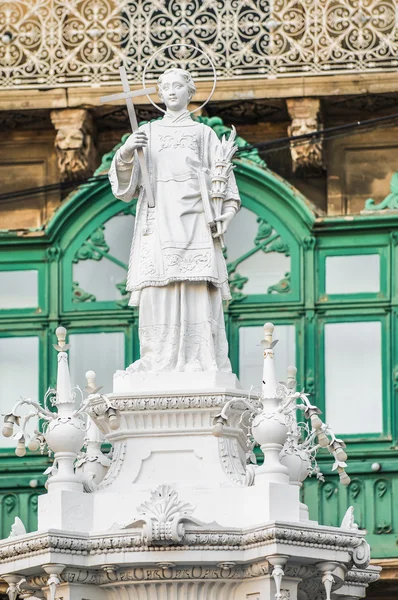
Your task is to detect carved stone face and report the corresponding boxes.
[55,127,85,151]
[159,72,190,112]
[288,117,323,174]
[54,126,93,182]
[50,109,95,182]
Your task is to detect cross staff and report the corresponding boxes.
[100,66,157,208]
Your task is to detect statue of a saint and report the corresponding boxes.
[109,68,240,373]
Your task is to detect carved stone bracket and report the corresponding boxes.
[123,485,196,545]
[286,98,323,176]
[50,109,96,182]
[42,564,65,600]
[3,574,24,600]
[268,555,288,600]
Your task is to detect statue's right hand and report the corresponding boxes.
[120,131,148,161]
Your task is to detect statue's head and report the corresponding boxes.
[157,68,196,111]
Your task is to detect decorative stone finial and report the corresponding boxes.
[263,322,274,344]
[261,322,278,399]
[85,370,96,392]
[56,326,66,347]
[85,370,102,395]
[86,370,96,385]
[53,326,70,352]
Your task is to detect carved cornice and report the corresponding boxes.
[0,522,368,565]
[344,566,381,586]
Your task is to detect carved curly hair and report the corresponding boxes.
[157,68,197,103]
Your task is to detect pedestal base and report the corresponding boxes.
[39,490,93,531]
[113,370,241,393]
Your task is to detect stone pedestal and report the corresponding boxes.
[84,386,300,529]
[38,490,93,532]
[0,358,381,600]
[113,369,241,393]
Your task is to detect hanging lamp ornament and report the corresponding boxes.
[142,43,217,115]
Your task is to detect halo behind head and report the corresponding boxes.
[142,44,217,115]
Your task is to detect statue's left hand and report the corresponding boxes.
[213,210,235,237]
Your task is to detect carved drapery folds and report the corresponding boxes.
[50,109,96,182]
[286,98,323,176]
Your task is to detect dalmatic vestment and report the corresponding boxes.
[109,112,240,372]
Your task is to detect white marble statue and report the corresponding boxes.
[109,68,240,373]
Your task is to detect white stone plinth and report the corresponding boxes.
[0,379,380,600]
[113,370,241,393]
[39,490,93,532]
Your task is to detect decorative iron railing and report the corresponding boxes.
[0,0,397,89]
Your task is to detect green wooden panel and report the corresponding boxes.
[0,489,44,539]
[303,470,398,559]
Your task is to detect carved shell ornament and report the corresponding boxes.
[136,485,195,544]
[138,484,195,522]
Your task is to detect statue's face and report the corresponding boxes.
[159,72,190,111]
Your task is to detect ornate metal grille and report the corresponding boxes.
[0,0,397,89]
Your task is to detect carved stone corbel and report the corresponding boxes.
[316,561,346,600]
[123,484,196,544]
[286,98,323,176]
[50,109,96,182]
[42,564,65,600]
[2,574,24,600]
[268,555,288,600]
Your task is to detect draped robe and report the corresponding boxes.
[109,111,240,372]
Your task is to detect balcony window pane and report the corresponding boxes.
[325,254,380,294]
[224,207,259,262]
[0,270,38,309]
[224,207,291,296]
[237,251,290,295]
[239,325,296,391]
[325,321,383,435]
[73,213,134,303]
[0,337,39,447]
[105,212,135,264]
[69,332,124,393]
[73,260,127,303]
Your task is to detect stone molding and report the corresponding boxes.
[19,562,379,594]
[22,562,378,587]
[88,393,253,416]
[0,522,369,565]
